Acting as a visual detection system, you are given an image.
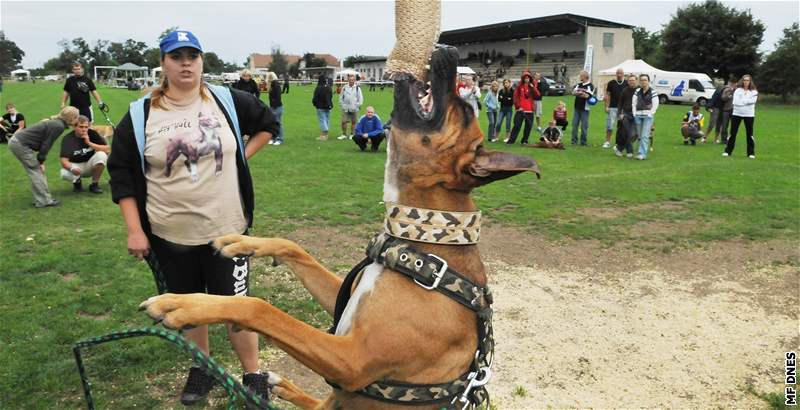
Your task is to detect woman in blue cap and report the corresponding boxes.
[108,30,279,404]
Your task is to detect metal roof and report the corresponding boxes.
[438,14,634,45]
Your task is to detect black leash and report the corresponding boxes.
[72,327,281,410]
[98,103,116,130]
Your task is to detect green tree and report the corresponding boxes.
[202,52,225,73]
[87,40,113,70]
[343,55,367,68]
[0,31,25,75]
[632,27,662,66]
[660,0,764,80]
[268,47,288,74]
[288,61,300,78]
[302,52,327,68]
[758,23,800,102]
[143,47,161,69]
[158,26,180,42]
[108,39,148,66]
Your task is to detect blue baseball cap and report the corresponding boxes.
[159,30,203,54]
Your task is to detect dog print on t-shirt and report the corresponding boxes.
[163,111,224,182]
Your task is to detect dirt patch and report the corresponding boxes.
[244,223,798,408]
[60,272,77,281]
[77,311,111,321]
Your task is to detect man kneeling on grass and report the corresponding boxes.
[531,119,565,149]
[353,106,386,152]
[59,115,109,193]
[681,103,705,146]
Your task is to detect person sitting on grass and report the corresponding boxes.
[681,104,705,146]
[1,102,26,143]
[532,119,565,149]
[59,115,109,193]
[353,106,385,152]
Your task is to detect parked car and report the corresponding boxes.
[543,76,565,96]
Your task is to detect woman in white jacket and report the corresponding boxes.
[631,74,659,160]
[459,75,481,119]
[723,74,758,158]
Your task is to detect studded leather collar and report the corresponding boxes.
[384,202,481,245]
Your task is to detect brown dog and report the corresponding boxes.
[90,124,114,141]
[140,46,538,410]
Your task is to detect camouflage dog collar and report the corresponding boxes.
[384,202,481,245]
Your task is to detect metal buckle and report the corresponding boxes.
[451,367,492,409]
[414,253,447,290]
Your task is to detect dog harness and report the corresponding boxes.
[328,224,494,408]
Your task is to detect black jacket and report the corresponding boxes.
[232,79,260,99]
[312,80,333,110]
[498,87,515,109]
[107,88,279,237]
[269,80,283,109]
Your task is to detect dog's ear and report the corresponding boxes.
[466,150,540,186]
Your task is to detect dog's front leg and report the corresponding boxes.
[140,294,377,391]
[212,235,342,315]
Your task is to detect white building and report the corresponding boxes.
[353,56,387,81]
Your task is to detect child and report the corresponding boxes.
[532,119,565,149]
[681,104,705,145]
[1,103,26,143]
[553,101,568,131]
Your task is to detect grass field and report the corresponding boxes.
[0,81,798,409]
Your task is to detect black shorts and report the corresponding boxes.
[148,234,250,296]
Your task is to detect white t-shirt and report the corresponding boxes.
[144,94,247,245]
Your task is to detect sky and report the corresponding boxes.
[1,0,798,69]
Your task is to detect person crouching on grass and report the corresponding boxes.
[107,29,278,405]
[8,106,80,208]
[353,106,385,152]
[59,115,109,193]
[532,119,565,149]
[681,104,705,146]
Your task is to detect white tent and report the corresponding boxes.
[599,59,662,76]
[11,69,30,81]
[457,66,476,75]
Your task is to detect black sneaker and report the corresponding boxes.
[73,180,83,192]
[180,367,215,405]
[242,372,270,405]
[89,183,103,194]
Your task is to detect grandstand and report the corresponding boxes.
[438,14,634,87]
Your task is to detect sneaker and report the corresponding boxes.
[180,367,215,405]
[242,372,270,404]
[635,154,645,161]
[683,139,689,145]
[317,135,328,141]
[536,126,542,133]
[701,138,707,144]
[73,180,83,192]
[89,183,103,194]
[503,138,509,143]
[626,153,633,158]
[748,155,755,159]
[337,134,349,140]
[35,199,61,208]
[268,140,275,145]
[272,140,283,146]
[613,146,623,157]
[722,152,729,157]
[602,141,611,148]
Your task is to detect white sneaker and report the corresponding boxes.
[613,146,623,157]
[273,140,283,146]
[268,140,275,145]
[626,153,633,158]
[635,154,645,160]
[602,141,611,148]
[748,155,755,159]
[722,152,729,157]
[337,135,349,140]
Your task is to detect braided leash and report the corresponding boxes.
[72,327,281,410]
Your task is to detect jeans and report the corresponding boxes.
[8,137,54,206]
[486,110,498,140]
[271,106,284,143]
[571,109,590,145]
[507,111,533,144]
[705,108,719,135]
[496,107,513,134]
[725,116,755,156]
[635,115,654,158]
[316,109,331,132]
[719,110,732,142]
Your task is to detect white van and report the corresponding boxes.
[652,71,715,106]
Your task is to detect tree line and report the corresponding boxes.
[633,1,799,101]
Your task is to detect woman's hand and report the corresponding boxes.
[128,230,150,260]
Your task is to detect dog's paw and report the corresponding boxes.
[138,294,213,330]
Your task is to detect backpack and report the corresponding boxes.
[128,83,246,173]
